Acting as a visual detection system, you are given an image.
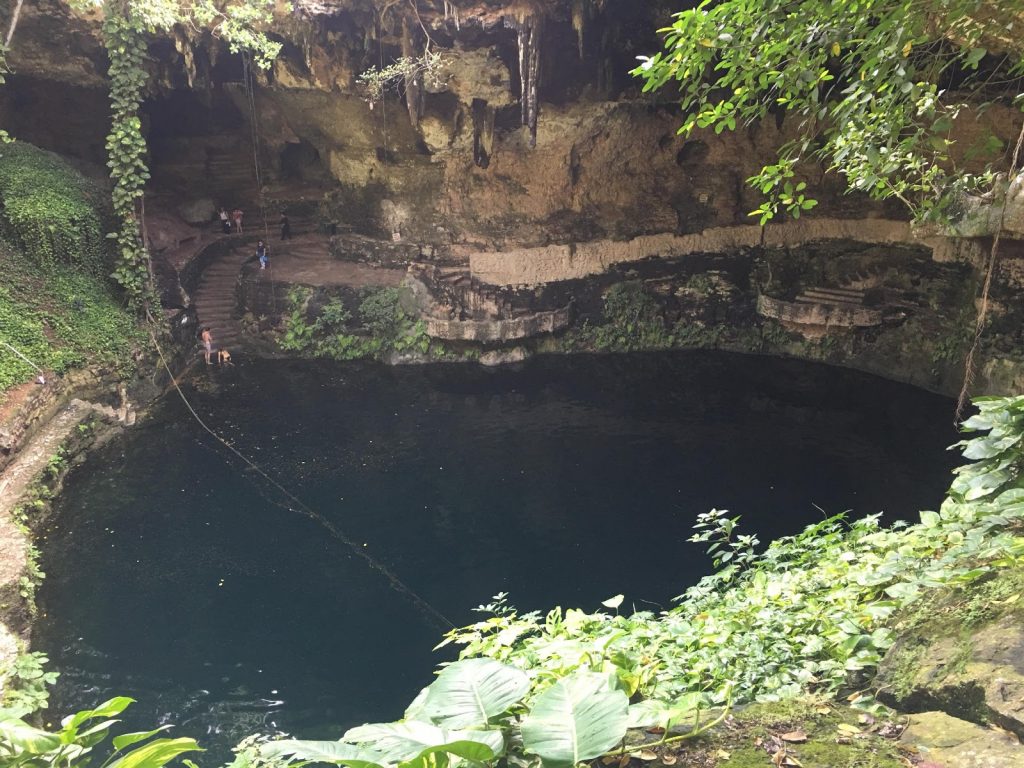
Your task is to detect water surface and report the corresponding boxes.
[37,352,958,757]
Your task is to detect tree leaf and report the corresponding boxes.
[0,719,62,754]
[419,658,529,728]
[343,721,504,764]
[112,726,175,752]
[261,740,386,768]
[106,737,202,768]
[521,671,629,766]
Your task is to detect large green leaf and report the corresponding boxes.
[0,719,62,754]
[344,721,505,764]
[418,658,529,728]
[112,726,174,751]
[521,672,628,766]
[105,737,202,768]
[261,739,386,768]
[61,697,135,731]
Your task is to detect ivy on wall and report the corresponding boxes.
[0,142,110,274]
[101,0,152,309]
[70,0,283,312]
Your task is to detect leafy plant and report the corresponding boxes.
[633,0,1024,224]
[0,696,200,768]
[437,394,1024,723]
[0,143,110,275]
[0,653,59,718]
[0,238,143,392]
[276,287,431,361]
[260,660,633,768]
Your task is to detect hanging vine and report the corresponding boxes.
[80,0,283,313]
[102,0,152,311]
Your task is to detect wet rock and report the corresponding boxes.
[900,711,1023,767]
[479,347,530,366]
[177,198,216,226]
[878,612,1024,738]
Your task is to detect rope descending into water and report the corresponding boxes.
[149,330,455,632]
[241,51,278,317]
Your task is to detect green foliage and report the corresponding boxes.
[633,0,1024,223]
[278,287,431,361]
[0,143,110,274]
[0,240,143,391]
[439,395,1024,723]
[358,49,445,104]
[260,659,632,768]
[78,0,283,307]
[587,282,672,351]
[0,696,200,768]
[565,282,727,353]
[0,654,59,719]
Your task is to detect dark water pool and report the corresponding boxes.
[37,351,957,758]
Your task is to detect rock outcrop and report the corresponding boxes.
[900,711,1023,768]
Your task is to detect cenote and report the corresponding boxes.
[36,351,957,759]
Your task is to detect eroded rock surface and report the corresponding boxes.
[900,711,1023,768]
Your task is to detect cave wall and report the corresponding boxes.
[2,0,1023,393]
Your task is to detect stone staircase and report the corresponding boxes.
[758,285,882,330]
[192,246,252,352]
[205,147,259,208]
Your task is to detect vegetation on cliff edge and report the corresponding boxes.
[634,0,1024,224]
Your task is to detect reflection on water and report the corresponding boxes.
[37,351,957,760]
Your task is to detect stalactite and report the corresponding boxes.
[507,15,543,148]
[444,0,461,31]
[571,0,588,58]
[471,98,495,169]
[173,29,196,89]
[401,16,424,128]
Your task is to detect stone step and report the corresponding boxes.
[806,286,865,298]
[795,295,864,309]
[799,294,862,307]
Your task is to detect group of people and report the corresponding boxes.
[200,327,232,367]
[201,207,296,365]
[219,207,244,235]
[218,207,292,242]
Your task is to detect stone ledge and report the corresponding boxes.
[469,218,919,287]
[756,295,883,328]
[425,305,571,342]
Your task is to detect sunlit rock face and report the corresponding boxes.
[0,0,900,248]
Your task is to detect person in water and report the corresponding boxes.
[201,327,213,365]
[256,240,268,270]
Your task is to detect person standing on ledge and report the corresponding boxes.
[280,212,291,240]
[232,208,244,235]
[219,207,231,234]
[201,327,213,365]
[256,240,268,270]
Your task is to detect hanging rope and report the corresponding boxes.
[0,340,44,375]
[954,118,1024,423]
[241,51,278,317]
[378,16,389,162]
[149,329,454,632]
